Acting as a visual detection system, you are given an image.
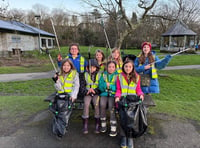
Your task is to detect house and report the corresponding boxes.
[0,19,55,56]
[160,21,197,52]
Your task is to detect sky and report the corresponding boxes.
[7,0,89,14]
[5,0,141,17]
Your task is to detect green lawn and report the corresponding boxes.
[0,46,199,74]
[0,69,200,124]
[0,46,200,127]
[150,69,200,121]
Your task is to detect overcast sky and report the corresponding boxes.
[6,0,142,16]
[7,0,89,13]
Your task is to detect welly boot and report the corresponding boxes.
[82,118,88,134]
[109,120,117,137]
[127,138,134,148]
[94,118,100,134]
[120,136,127,148]
[100,117,107,133]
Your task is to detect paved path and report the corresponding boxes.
[0,111,199,148]
[0,65,200,82]
[0,71,54,82]
[163,65,200,70]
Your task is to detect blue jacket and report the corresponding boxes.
[134,51,172,93]
[99,71,118,97]
[67,53,87,73]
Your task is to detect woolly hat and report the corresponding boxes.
[141,42,151,50]
[88,59,99,68]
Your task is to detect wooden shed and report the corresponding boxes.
[160,21,197,52]
[0,20,55,56]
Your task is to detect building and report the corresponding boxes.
[0,19,55,56]
[160,21,197,52]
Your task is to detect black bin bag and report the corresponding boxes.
[118,95,148,138]
[49,93,72,137]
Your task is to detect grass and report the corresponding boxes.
[0,69,200,124]
[0,64,53,74]
[0,46,199,74]
[0,96,47,127]
[0,78,55,95]
[149,69,200,121]
[0,46,200,129]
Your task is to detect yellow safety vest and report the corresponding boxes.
[58,70,76,94]
[119,74,138,96]
[66,55,85,73]
[116,63,123,73]
[138,54,158,79]
[85,72,101,89]
[99,63,105,73]
[103,73,117,95]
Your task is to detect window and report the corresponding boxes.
[41,38,46,48]
[48,39,52,46]
[12,36,21,43]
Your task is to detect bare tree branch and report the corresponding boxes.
[138,0,158,19]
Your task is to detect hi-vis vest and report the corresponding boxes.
[99,63,105,73]
[116,63,123,73]
[85,72,101,89]
[66,55,85,73]
[138,54,158,79]
[103,73,117,95]
[119,74,139,96]
[58,70,76,94]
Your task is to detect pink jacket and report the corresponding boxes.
[115,72,144,99]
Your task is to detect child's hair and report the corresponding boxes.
[87,59,99,72]
[60,58,76,76]
[95,49,105,62]
[106,60,117,69]
[122,60,137,83]
[139,52,155,64]
[109,47,123,64]
[68,43,80,52]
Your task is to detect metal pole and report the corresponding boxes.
[35,15,41,53]
[50,18,61,52]
[101,20,112,53]
[46,49,58,73]
[150,48,190,65]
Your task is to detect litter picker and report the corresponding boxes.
[50,18,61,52]
[101,20,112,54]
[50,18,62,68]
[46,49,58,73]
[150,48,191,65]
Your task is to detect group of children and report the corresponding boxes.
[52,42,172,148]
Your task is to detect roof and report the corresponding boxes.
[162,21,197,36]
[0,20,55,37]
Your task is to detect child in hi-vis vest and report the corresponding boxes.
[115,60,144,148]
[99,61,118,137]
[53,59,80,138]
[81,59,101,134]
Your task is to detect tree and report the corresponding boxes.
[0,0,8,19]
[82,0,158,48]
[7,9,25,22]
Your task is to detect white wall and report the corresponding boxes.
[0,32,54,52]
[6,33,36,51]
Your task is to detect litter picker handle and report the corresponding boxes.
[101,20,112,53]
[150,48,190,65]
[171,48,190,57]
[46,49,58,73]
[50,18,61,52]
